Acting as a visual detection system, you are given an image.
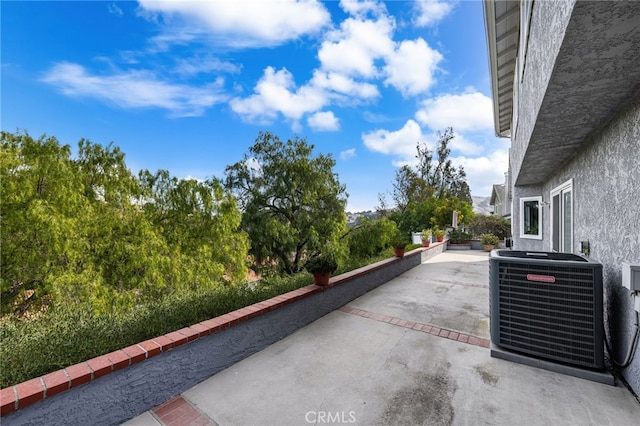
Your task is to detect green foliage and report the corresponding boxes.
[0,249,406,388]
[467,215,511,240]
[392,128,472,211]
[421,228,432,238]
[138,170,250,286]
[1,132,87,314]
[480,233,500,247]
[346,217,398,259]
[429,197,475,230]
[390,230,411,249]
[448,229,472,244]
[225,132,347,275]
[304,253,338,274]
[0,272,311,388]
[389,196,474,236]
[1,131,248,316]
[389,198,436,234]
[433,228,446,238]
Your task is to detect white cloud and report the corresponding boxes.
[449,131,484,156]
[362,117,507,196]
[318,15,395,78]
[108,2,123,16]
[311,71,379,100]
[173,56,241,76]
[340,148,356,160]
[41,62,226,117]
[362,119,425,159]
[413,0,455,27]
[146,31,198,53]
[229,66,327,123]
[308,111,340,131]
[339,0,388,17]
[383,38,442,97]
[137,0,331,49]
[415,90,494,132]
[453,150,509,196]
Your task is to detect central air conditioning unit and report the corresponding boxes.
[489,250,604,369]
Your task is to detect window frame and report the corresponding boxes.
[520,196,542,240]
[551,179,573,253]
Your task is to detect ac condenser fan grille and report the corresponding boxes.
[490,251,604,369]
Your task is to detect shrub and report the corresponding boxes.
[346,217,398,259]
[0,275,310,388]
[468,215,511,240]
[480,233,500,247]
[305,253,338,274]
[390,231,411,249]
[449,229,472,244]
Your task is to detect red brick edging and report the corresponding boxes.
[0,284,321,416]
[151,395,216,426]
[0,245,437,416]
[338,305,490,348]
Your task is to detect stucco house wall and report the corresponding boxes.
[486,0,640,395]
[509,0,574,183]
[538,94,640,392]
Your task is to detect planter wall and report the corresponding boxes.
[1,245,448,426]
[447,243,471,250]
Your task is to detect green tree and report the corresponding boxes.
[1,132,89,314]
[1,131,249,316]
[346,217,398,259]
[225,132,348,275]
[139,170,249,286]
[389,197,439,235]
[392,128,472,209]
[429,196,475,230]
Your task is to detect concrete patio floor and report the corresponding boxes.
[125,251,640,426]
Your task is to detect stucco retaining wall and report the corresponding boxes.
[2,243,446,425]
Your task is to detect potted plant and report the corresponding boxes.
[433,228,446,242]
[390,231,411,258]
[421,228,432,247]
[305,253,338,286]
[480,233,500,252]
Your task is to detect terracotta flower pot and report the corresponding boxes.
[312,271,331,286]
[422,239,430,247]
[393,248,405,258]
[437,236,444,242]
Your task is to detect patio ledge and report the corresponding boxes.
[1,242,447,422]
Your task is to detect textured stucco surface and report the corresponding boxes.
[544,93,640,394]
[512,0,640,186]
[511,0,574,184]
[513,91,640,394]
[2,248,443,425]
[508,0,640,394]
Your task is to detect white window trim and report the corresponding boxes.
[520,196,542,240]
[551,179,573,253]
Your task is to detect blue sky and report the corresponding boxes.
[2,0,509,212]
